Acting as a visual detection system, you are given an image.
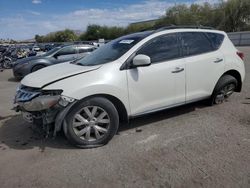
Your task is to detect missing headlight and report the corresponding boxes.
[58,96,75,107]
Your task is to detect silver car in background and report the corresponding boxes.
[12,44,96,80]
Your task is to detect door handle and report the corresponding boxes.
[214,58,223,63]
[172,67,184,73]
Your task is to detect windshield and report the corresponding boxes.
[43,47,61,56]
[76,31,153,66]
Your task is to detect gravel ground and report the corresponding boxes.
[0,47,249,188]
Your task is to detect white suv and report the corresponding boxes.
[14,26,245,148]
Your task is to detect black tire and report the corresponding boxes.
[64,97,119,148]
[210,75,237,105]
[3,59,12,69]
[31,64,45,72]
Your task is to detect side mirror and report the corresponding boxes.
[132,54,151,67]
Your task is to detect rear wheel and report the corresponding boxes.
[64,97,119,148]
[211,75,237,105]
[31,65,45,72]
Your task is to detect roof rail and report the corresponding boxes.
[154,25,214,32]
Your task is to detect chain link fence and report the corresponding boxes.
[228,31,250,46]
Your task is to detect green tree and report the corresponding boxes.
[154,0,250,32]
[79,25,125,40]
[35,29,78,43]
[222,0,250,32]
[35,34,44,43]
[54,29,77,42]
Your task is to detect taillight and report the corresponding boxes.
[237,51,244,60]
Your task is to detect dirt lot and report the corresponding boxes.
[0,47,250,188]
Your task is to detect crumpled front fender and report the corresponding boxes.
[53,101,77,136]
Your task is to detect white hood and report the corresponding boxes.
[21,62,101,88]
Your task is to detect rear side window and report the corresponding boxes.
[205,32,224,50]
[137,33,180,63]
[181,32,213,56]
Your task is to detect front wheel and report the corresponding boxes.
[211,75,237,105]
[3,59,12,69]
[64,97,119,148]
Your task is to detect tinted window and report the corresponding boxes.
[78,47,95,53]
[205,32,224,50]
[43,47,61,56]
[57,46,76,56]
[78,48,87,53]
[137,33,180,63]
[181,32,213,56]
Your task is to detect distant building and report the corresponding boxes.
[129,19,159,27]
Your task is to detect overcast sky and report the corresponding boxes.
[0,0,220,40]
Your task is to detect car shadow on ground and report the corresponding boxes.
[0,115,75,151]
[119,100,208,132]
[8,77,19,82]
[0,101,209,151]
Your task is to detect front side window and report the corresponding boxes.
[137,33,180,63]
[181,32,213,56]
[43,47,61,56]
[78,47,95,53]
[78,48,88,53]
[56,46,76,56]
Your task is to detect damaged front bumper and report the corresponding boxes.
[13,85,77,136]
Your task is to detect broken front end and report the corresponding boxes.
[13,85,76,136]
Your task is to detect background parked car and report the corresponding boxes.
[32,45,40,52]
[12,44,96,79]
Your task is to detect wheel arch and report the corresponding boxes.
[31,63,47,72]
[221,70,242,92]
[80,94,129,124]
[55,93,129,135]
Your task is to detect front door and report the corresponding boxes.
[54,46,78,63]
[127,33,186,116]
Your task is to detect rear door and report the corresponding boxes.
[180,32,225,101]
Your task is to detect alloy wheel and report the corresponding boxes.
[214,83,235,104]
[72,106,110,141]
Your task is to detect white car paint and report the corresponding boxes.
[22,63,101,88]
[21,28,245,117]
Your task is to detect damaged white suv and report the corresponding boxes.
[14,26,245,148]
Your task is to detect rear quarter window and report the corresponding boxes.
[205,32,224,50]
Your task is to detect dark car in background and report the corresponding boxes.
[13,44,96,80]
